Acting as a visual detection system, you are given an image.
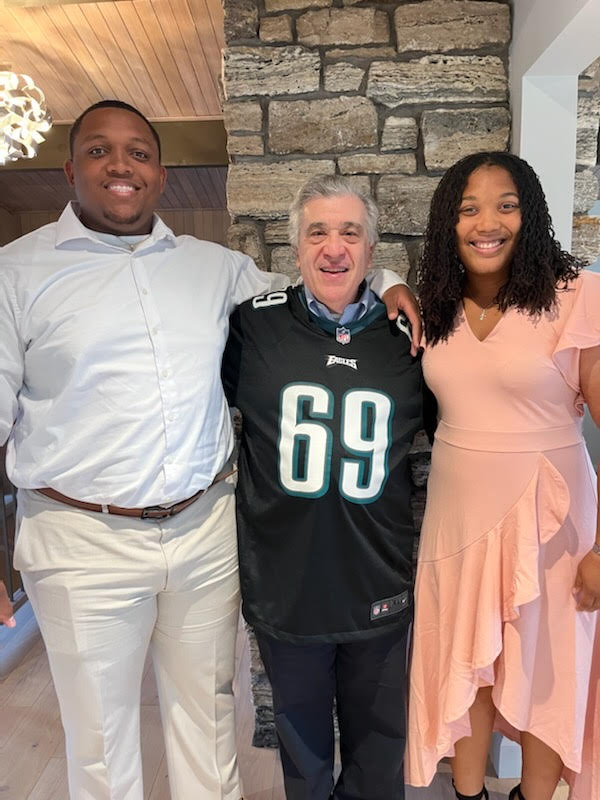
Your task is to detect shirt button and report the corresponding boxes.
[162,369,169,378]
[152,326,159,335]
[142,288,148,295]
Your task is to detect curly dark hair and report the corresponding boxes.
[417,151,584,345]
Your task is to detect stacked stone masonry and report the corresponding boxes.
[572,57,600,265]
[223,0,512,282]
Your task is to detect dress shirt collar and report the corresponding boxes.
[54,202,177,252]
[304,281,376,325]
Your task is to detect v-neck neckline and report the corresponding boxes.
[461,302,507,343]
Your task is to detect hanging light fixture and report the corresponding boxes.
[0,70,52,166]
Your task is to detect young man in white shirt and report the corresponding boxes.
[0,101,419,800]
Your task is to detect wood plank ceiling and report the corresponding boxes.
[0,0,225,122]
[0,0,227,212]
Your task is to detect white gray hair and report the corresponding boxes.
[288,174,379,249]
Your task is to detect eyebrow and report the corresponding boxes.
[460,192,520,201]
[306,221,364,232]
[79,134,154,148]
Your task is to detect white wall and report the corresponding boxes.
[510,0,600,466]
[510,0,600,248]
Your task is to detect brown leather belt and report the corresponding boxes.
[36,465,237,520]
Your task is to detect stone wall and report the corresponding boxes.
[572,57,600,264]
[222,0,511,285]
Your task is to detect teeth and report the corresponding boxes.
[107,184,135,194]
[472,240,502,249]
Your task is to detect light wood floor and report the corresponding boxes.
[0,627,568,800]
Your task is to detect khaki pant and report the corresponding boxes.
[14,480,241,800]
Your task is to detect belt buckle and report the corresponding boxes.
[141,504,174,520]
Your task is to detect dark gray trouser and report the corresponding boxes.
[255,625,408,800]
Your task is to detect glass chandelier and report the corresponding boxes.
[0,71,52,165]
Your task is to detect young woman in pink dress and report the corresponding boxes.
[407,152,600,800]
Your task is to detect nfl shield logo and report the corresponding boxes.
[336,326,351,345]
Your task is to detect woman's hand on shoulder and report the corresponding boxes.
[573,550,600,612]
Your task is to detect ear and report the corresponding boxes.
[367,244,375,268]
[64,159,75,187]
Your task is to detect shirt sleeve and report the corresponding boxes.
[228,249,290,312]
[365,268,407,298]
[0,270,24,446]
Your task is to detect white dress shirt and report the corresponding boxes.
[0,204,403,507]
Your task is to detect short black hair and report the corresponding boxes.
[69,100,161,160]
[417,151,584,345]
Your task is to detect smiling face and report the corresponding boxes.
[455,164,522,284]
[296,194,374,314]
[64,107,166,235]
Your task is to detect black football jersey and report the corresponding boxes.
[222,286,424,643]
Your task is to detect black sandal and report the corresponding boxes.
[452,780,489,799]
[509,786,526,800]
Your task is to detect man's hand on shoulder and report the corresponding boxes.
[382,284,422,356]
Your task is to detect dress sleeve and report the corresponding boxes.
[552,270,600,413]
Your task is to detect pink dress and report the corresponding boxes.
[406,270,600,797]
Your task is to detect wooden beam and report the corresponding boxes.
[0,119,228,170]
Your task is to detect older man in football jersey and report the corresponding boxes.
[222,175,426,800]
